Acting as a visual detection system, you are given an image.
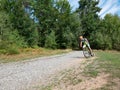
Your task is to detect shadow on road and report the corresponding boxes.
[72,48,81,51]
[72,56,84,59]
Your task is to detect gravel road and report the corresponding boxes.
[0,51,84,90]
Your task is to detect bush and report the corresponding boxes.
[90,31,112,50]
[45,31,57,49]
[0,44,20,55]
[0,49,7,54]
[7,47,20,55]
[112,30,120,51]
[0,41,9,49]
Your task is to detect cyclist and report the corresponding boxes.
[79,36,93,56]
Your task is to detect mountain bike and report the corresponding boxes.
[82,42,94,58]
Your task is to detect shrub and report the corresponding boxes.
[7,47,20,55]
[45,31,57,49]
[0,49,7,54]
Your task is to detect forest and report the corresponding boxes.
[0,0,120,54]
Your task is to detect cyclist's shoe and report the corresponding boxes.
[91,53,94,57]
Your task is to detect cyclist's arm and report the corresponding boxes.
[80,41,82,48]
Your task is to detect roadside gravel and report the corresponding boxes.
[0,51,84,90]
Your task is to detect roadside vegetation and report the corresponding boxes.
[0,48,71,63]
[0,0,120,56]
[95,51,120,90]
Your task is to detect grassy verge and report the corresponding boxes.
[96,51,120,78]
[33,51,120,90]
[96,51,120,90]
[0,48,71,63]
[84,51,120,90]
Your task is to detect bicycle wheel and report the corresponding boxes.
[83,46,91,58]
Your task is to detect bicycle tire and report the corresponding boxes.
[83,46,91,58]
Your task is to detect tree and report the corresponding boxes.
[1,0,83,50]
[45,31,57,49]
[69,13,82,48]
[90,14,120,50]
[102,14,120,50]
[78,0,101,37]
[0,11,12,43]
[33,0,58,47]
[0,11,26,54]
[33,0,79,49]
[55,0,72,48]
[2,0,38,47]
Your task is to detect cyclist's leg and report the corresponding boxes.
[83,44,86,49]
[87,43,93,55]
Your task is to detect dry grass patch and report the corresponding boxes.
[0,48,71,63]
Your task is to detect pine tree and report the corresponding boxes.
[2,0,39,47]
[33,0,58,47]
[78,0,101,37]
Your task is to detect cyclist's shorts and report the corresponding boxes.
[83,43,90,49]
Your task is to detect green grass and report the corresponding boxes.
[84,50,120,79]
[61,69,83,85]
[95,51,120,90]
[83,51,120,90]
[35,84,53,90]
[83,61,99,77]
[96,51,120,78]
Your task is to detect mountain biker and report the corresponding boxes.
[79,36,93,56]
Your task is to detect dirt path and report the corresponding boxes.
[0,51,109,90]
[0,51,85,90]
[37,57,109,90]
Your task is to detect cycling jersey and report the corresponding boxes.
[81,38,90,48]
[81,38,88,44]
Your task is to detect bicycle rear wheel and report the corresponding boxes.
[83,46,91,58]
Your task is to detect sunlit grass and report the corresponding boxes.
[83,50,120,89]
[94,51,120,90]
[96,51,120,78]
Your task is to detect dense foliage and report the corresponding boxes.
[78,0,101,36]
[91,14,120,50]
[77,0,120,50]
[0,0,120,54]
